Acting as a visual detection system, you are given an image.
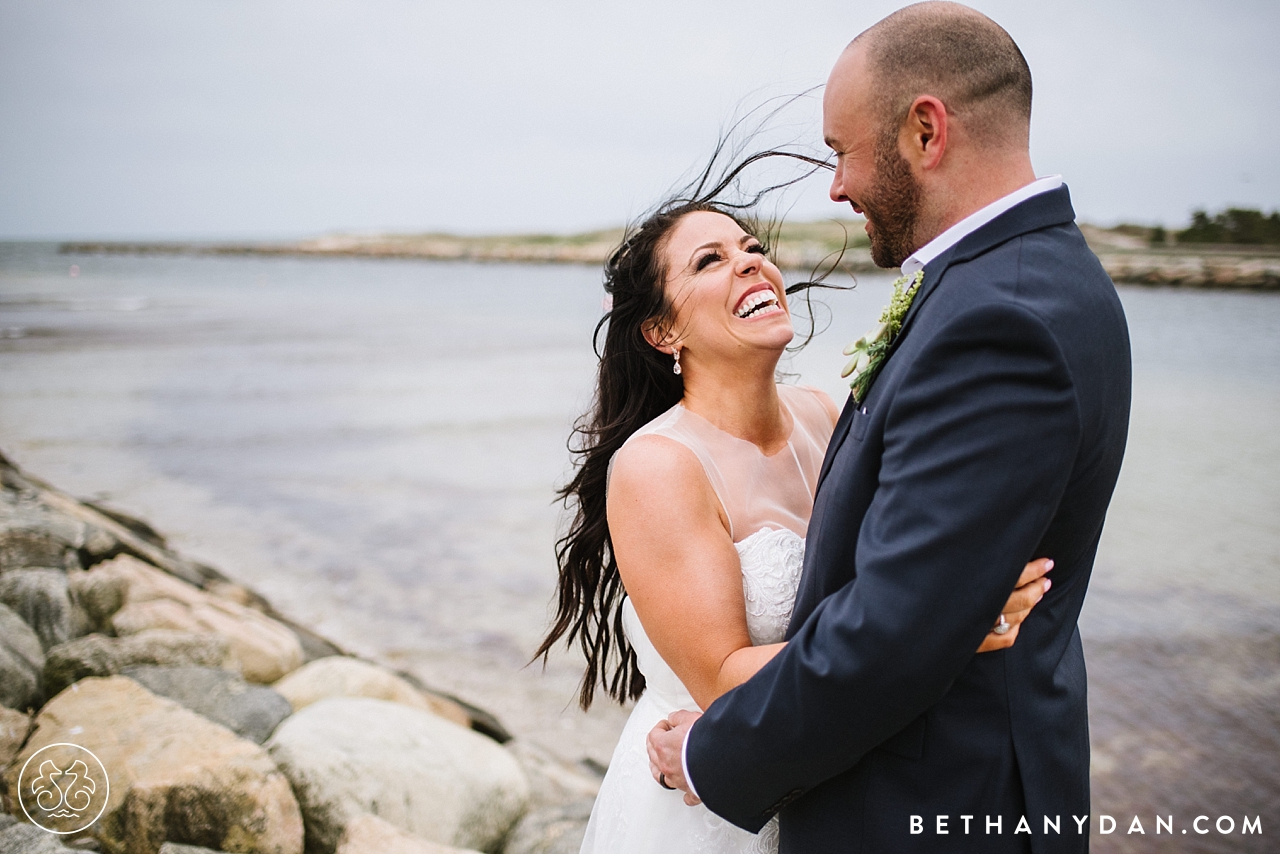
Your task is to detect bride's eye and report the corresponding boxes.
[695,252,722,271]
[746,243,766,255]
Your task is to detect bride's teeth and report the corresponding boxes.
[736,291,778,318]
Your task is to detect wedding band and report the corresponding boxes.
[993,613,1011,635]
[659,773,676,791]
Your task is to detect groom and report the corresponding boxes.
[648,3,1131,853]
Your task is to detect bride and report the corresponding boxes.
[535,200,1051,853]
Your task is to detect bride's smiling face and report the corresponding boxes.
[652,211,793,367]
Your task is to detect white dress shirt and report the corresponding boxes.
[678,174,1065,804]
[900,174,1063,277]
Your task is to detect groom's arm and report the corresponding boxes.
[684,300,1082,831]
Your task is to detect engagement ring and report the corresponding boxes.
[993,613,1011,635]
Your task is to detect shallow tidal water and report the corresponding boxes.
[1,243,1277,851]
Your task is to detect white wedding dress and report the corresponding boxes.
[579,384,835,854]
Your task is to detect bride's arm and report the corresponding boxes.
[608,435,763,711]
[714,558,1055,695]
[610,435,1055,710]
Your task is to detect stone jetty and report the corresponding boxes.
[1077,225,1280,289]
[0,450,598,854]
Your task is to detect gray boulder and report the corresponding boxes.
[271,656,471,728]
[500,742,601,854]
[0,480,108,574]
[0,529,82,573]
[267,698,529,854]
[504,741,602,809]
[43,630,235,696]
[335,814,482,854]
[0,704,31,768]
[91,556,303,684]
[0,568,88,651]
[122,665,293,744]
[66,568,126,633]
[0,824,74,854]
[0,603,44,710]
[158,844,230,854]
[502,800,594,854]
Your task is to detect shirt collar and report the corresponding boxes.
[900,175,1064,277]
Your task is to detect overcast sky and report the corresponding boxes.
[1,0,1276,239]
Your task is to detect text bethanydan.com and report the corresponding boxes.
[909,814,1262,837]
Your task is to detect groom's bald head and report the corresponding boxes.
[850,2,1032,149]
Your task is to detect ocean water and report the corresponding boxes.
[2,243,1277,850]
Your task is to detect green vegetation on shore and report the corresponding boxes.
[1122,207,1280,248]
[1175,208,1280,245]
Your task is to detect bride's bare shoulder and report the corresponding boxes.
[609,434,704,495]
[608,435,721,527]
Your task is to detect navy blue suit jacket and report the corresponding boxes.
[685,186,1131,853]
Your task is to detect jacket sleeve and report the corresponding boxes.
[685,300,1082,831]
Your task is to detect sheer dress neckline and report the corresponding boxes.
[673,398,797,460]
[622,384,832,543]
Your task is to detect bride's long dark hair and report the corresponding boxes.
[534,136,843,709]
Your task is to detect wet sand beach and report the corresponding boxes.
[2,243,1277,851]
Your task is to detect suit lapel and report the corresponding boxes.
[814,262,948,494]
[811,185,1079,498]
[815,392,858,491]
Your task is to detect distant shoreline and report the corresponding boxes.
[53,223,1280,289]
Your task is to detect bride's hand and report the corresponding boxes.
[977,558,1053,652]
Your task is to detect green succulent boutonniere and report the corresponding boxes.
[841,270,925,404]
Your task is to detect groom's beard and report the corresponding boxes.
[862,132,924,269]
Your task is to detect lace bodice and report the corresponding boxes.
[738,527,806,646]
[622,525,805,713]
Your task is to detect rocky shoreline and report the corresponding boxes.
[0,451,598,854]
[56,229,1280,289]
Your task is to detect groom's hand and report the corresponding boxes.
[647,710,703,806]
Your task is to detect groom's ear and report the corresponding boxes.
[905,95,949,171]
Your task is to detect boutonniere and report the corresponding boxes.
[841,270,924,404]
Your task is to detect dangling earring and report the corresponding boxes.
[672,348,682,376]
